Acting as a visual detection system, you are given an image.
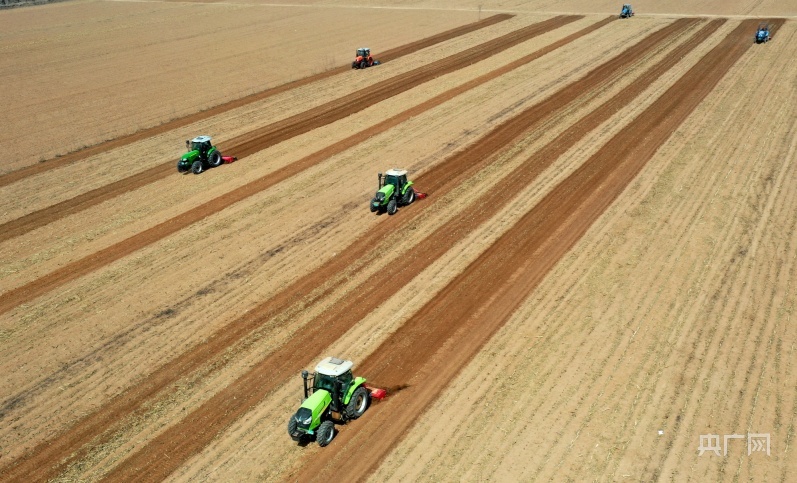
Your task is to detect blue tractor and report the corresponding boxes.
[620,4,634,18]
[755,23,771,43]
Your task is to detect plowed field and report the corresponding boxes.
[1,1,795,481]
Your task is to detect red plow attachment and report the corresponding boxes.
[413,188,428,200]
[222,155,237,164]
[367,386,387,401]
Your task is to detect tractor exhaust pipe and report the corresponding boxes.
[301,370,310,399]
[378,172,382,189]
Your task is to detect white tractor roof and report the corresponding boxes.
[385,168,407,176]
[191,135,211,143]
[315,357,353,376]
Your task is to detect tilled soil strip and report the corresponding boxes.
[0,14,513,188]
[0,17,583,312]
[293,19,776,481]
[100,19,704,482]
[0,16,578,244]
[0,17,606,483]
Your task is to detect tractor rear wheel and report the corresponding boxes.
[208,150,223,168]
[316,420,335,447]
[387,199,397,215]
[346,386,370,419]
[360,61,367,69]
[191,160,204,175]
[403,188,415,206]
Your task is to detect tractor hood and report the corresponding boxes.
[375,185,394,202]
[180,149,199,163]
[294,389,332,433]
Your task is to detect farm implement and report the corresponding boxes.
[177,136,236,174]
[288,357,386,447]
[369,169,427,215]
[352,47,381,69]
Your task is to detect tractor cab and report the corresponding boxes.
[310,357,355,411]
[620,4,634,18]
[188,135,213,158]
[383,168,409,194]
[356,48,370,58]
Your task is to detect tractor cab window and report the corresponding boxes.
[385,175,403,190]
[191,141,206,152]
[338,370,353,392]
[314,373,336,393]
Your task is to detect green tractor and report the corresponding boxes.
[288,357,380,447]
[369,169,417,215]
[177,135,224,174]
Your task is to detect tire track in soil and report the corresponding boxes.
[0,16,615,483]
[99,19,702,483]
[0,14,513,189]
[0,16,576,244]
[291,19,767,482]
[0,16,583,313]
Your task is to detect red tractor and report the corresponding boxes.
[352,47,380,69]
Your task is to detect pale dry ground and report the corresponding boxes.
[0,0,478,169]
[0,12,644,468]
[205,0,797,17]
[374,20,797,483]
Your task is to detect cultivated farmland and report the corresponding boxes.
[1,1,795,481]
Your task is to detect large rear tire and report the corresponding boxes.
[403,188,415,206]
[316,420,335,447]
[386,199,397,215]
[191,160,204,175]
[346,386,370,420]
[360,61,367,69]
[208,150,223,168]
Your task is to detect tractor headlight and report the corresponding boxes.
[302,416,312,425]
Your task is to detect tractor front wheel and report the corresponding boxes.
[287,417,301,442]
[177,161,187,173]
[387,199,397,215]
[316,420,335,447]
[346,386,370,419]
[369,199,378,213]
[191,160,204,175]
[208,150,223,168]
[360,61,367,69]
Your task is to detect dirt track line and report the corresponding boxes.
[292,19,766,481]
[0,14,512,189]
[98,19,703,482]
[0,17,604,483]
[0,16,570,244]
[0,17,583,314]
